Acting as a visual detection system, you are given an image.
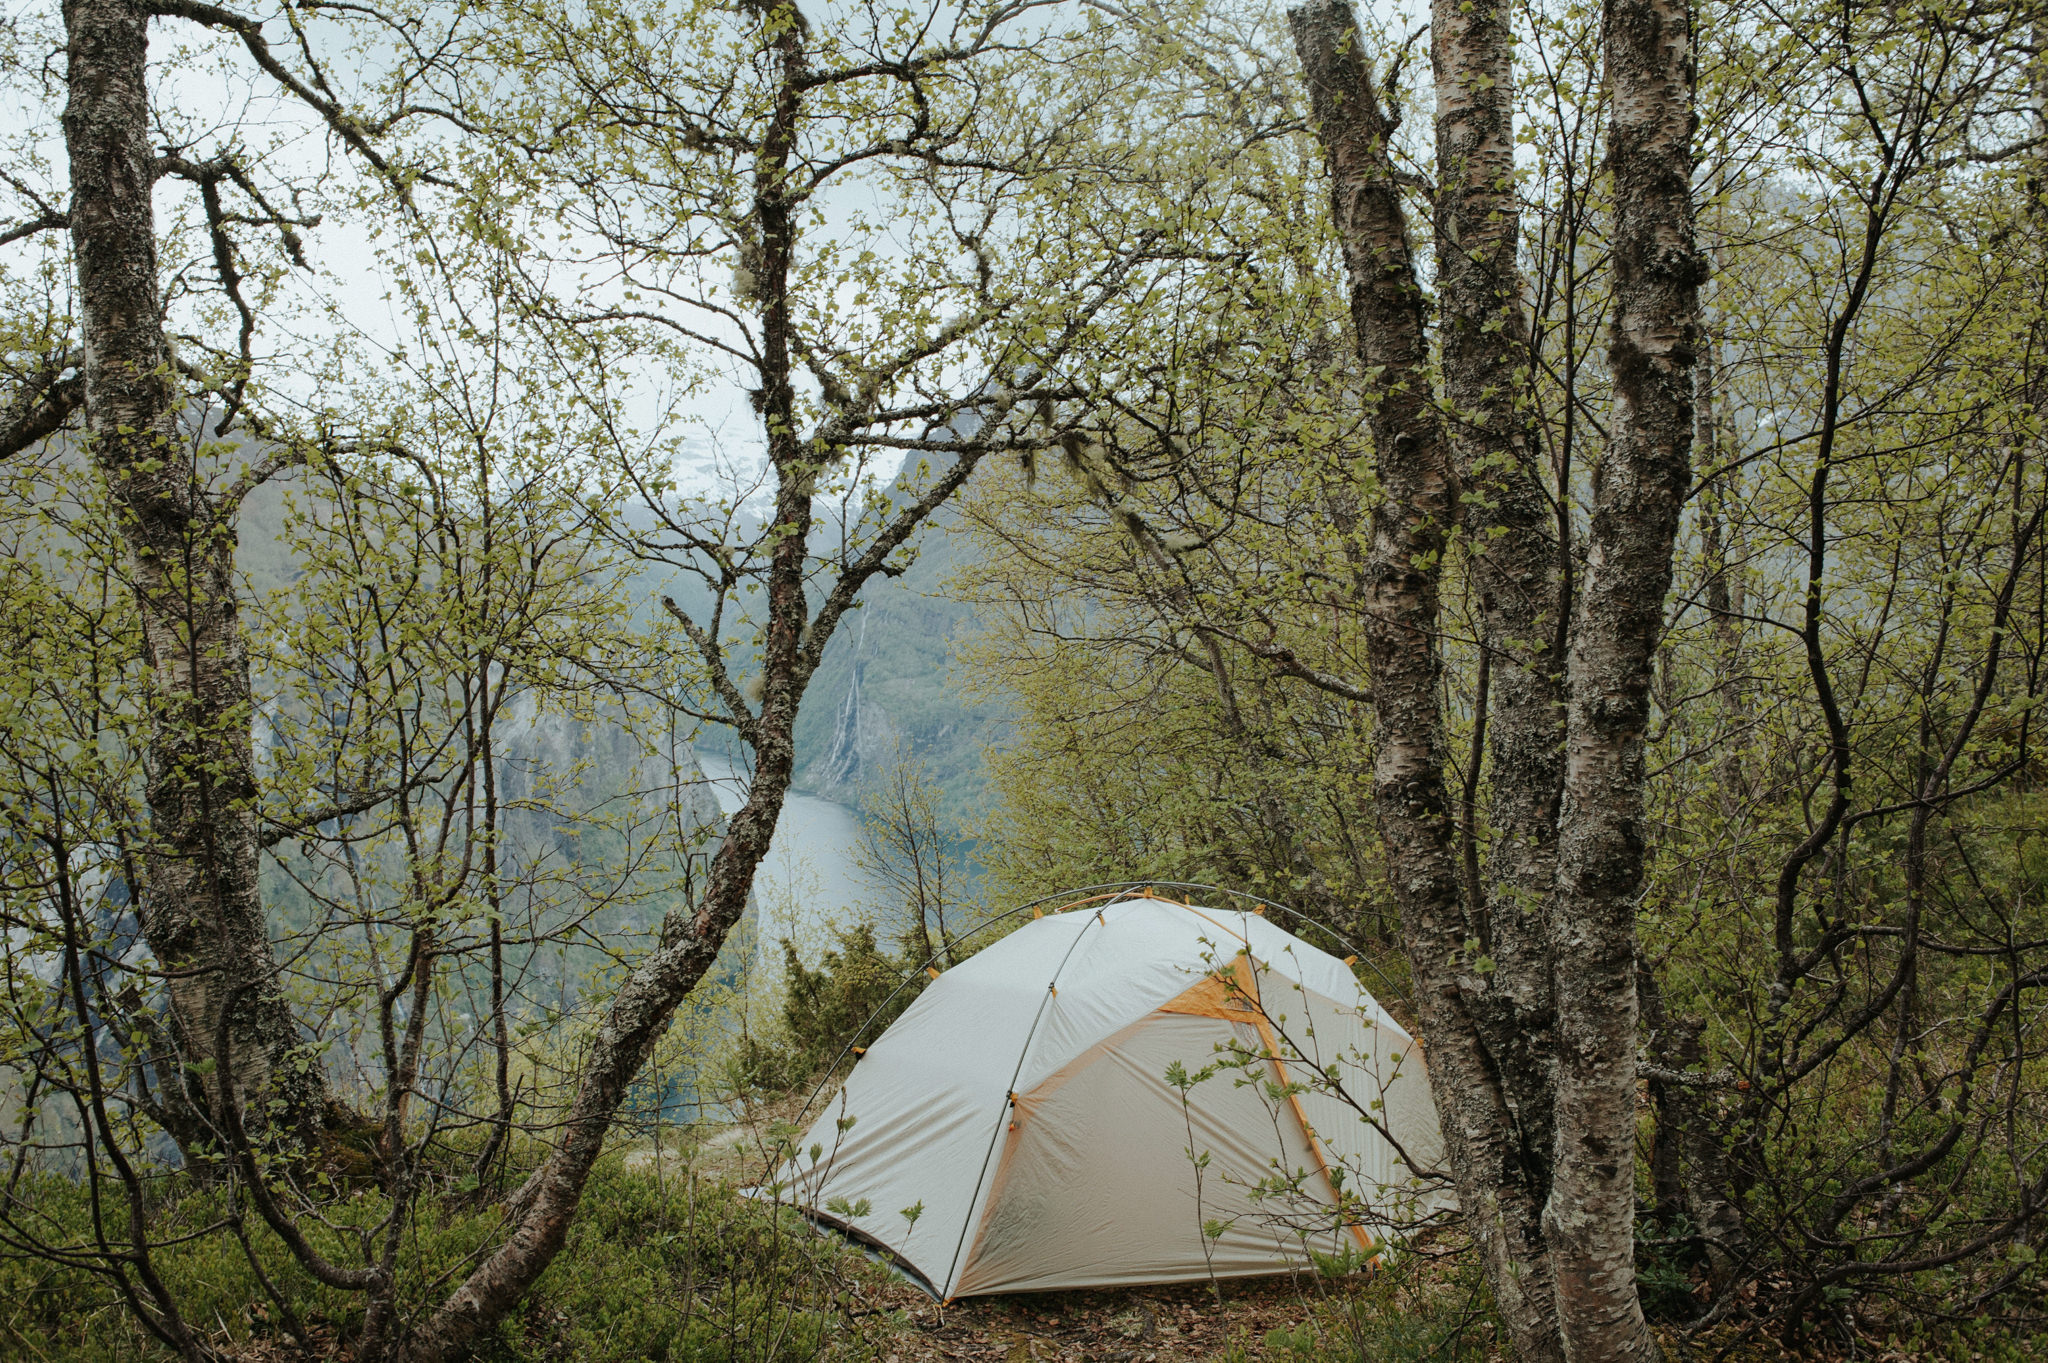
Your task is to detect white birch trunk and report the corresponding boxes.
[62,0,324,1148]
[1544,0,1701,1355]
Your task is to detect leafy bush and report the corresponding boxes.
[732,922,927,1094]
[1633,1216,1707,1324]
[486,1160,887,1363]
[1257,1250,1498,1363]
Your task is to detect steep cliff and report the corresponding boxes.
[790,502,1005,818]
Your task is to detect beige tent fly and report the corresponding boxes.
[776,892,1448,1299]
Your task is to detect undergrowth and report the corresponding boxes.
[1250,1247,1499,1363]
[0,1153,898,1363]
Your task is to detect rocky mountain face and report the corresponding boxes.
[623,473,1007,826]
[243,449,1003,833]
[791,508,1003,818]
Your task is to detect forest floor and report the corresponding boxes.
[858,1269,1933,1363]
[645,1115,2006,1363]
[675,1117,1838,1363]
[875,1276,1339,1363]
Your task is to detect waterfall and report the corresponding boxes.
[815,611,868,792]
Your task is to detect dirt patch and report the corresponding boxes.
[874,1275,1374,1363]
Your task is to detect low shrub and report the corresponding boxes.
[0,1155,897,1362]
[1257,1246,1498,1363]
[731,921,927,1095]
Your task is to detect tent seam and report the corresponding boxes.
[937,899,1124,1298]
[1239,963,1378,1258]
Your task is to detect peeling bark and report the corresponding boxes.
[1544,0,1701,1355]
[1288,7,1562,1359]
[62,0,322,1147]
[1432,3,1570,1352]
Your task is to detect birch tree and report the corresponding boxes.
[366,3,1165,1351]
[6,0,459,1151]
[1290,1,1698,1356]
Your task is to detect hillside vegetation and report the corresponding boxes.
[5,0,2048,1359]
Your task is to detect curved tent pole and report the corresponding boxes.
[938,884,1137,1297]
[792,880,1399,1127]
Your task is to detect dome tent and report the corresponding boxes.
[774,888,1447,1300]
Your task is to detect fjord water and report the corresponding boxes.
[693,748,887,972]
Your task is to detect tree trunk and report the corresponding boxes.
[1544,0,1701,1355]
[1673,1020,1748,1282]
[1694,269,1749,802]
[398,11,997,1348]
[401,664,804,1360]
[62,0,322,1148]
[1288,7,1563,1360]
[1432,2,1571,1351]
[1635,960,1684,1225]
